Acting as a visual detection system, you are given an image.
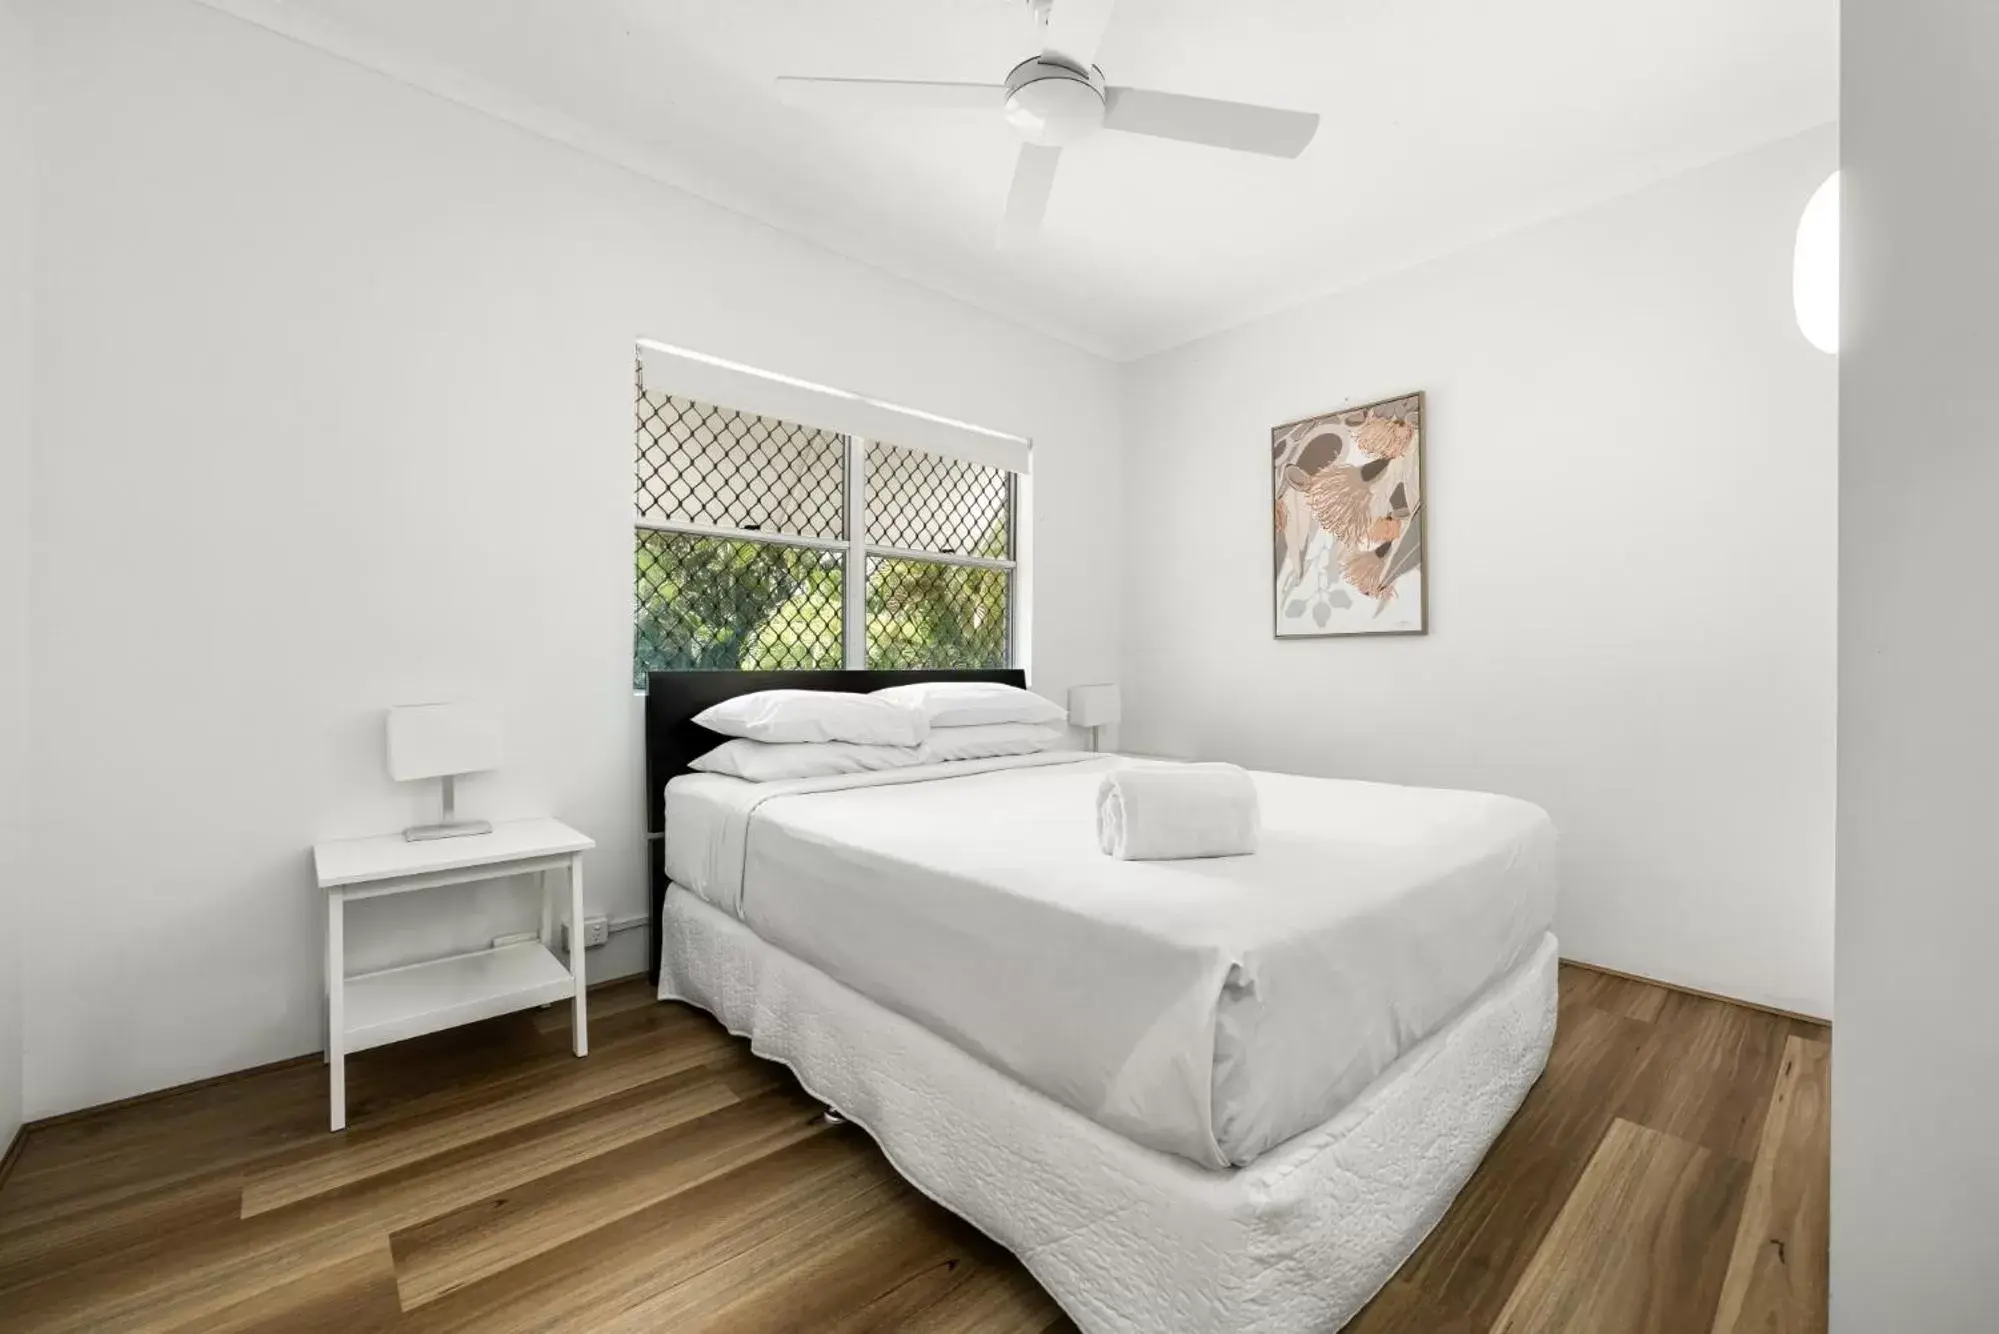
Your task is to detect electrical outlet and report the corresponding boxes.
[562,915,610,952]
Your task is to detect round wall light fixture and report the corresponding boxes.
[1794,171,1839,355]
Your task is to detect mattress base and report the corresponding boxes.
[659,885,1558,1334]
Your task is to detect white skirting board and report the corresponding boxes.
[659,886,1558,1334]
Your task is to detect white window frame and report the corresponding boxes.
[634,432,1019,673]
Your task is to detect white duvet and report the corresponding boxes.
[665,752,1558,1170]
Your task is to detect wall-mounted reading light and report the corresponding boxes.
[1794,171,1839,355]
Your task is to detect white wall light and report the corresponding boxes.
[1794,171,1840,355]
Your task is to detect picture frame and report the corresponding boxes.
[1271,390,1427,638]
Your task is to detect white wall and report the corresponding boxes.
[1120,126,1838,1017]
[22,0,1122,1118]
[1832,3,1999,1326]
[0,0,31,1149]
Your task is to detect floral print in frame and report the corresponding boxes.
[1272,391,1426,637]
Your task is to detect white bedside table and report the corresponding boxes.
[311,817,596,1132]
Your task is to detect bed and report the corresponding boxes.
[646,669,1560,1333]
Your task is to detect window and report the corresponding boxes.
[634,361,1018,686]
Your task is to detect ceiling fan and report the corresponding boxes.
[775,0,1320,246]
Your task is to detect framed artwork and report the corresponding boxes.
[1272,390,1426,637]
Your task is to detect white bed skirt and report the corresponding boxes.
[659,885,1558,1334]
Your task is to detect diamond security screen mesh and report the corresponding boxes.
[636,387,846,540]
[864,440,1011,559]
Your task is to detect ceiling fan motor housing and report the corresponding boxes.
[1004,56,1105,147]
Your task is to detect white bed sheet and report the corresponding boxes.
[666,753,1557,1169]
[660,887,1560,1334]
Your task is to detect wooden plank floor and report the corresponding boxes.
[0,966,1828,1333]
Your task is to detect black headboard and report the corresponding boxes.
[645,668,1027,982]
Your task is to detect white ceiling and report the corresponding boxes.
[208,0,1837,360]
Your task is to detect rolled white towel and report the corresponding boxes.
[1097,761,1260,861]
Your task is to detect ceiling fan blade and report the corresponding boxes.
[775,76,1004,112]
[1041,0,1119,70]
[1103,87,1320,158]
[998,143,1063,247]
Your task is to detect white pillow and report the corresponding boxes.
[921,722,1067,763]
[687,738,930,783]
[693,689,928,747]
[872,681,1066,729]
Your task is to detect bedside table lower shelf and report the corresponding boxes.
[344,942,577,1053]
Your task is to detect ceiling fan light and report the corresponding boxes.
[1003,60,1105,147]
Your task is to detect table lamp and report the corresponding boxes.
[386,702,501,841]
[1067,683,1121,753]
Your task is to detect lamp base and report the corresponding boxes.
[404,818,493,843]
[404,773,489,841]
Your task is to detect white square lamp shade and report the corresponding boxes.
[386,703,501,840]
[1068,684,1120,751]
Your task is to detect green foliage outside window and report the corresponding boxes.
[633,531,1011,685]
[633,533,843,684]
